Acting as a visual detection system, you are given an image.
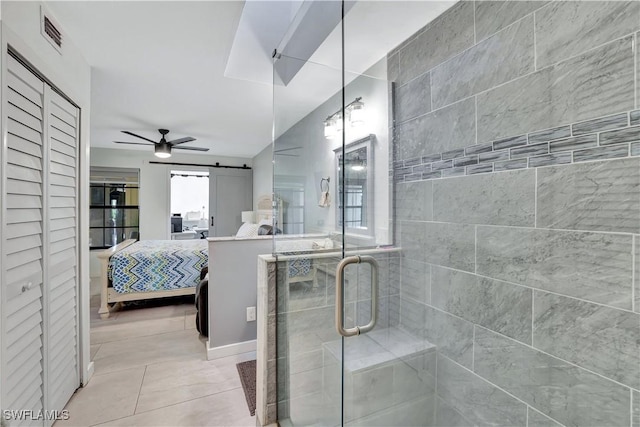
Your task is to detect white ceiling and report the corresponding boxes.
[47,1,454,159]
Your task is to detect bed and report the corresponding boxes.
[97,239,207,318]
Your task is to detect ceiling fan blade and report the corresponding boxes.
[114,141,155,146]
[168,137,196,145]
[173,145,209,152]
[121,130,158,144]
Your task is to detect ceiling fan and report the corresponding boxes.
[114,129,209,158]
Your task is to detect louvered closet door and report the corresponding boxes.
[4,55,46,424]
[46,89,79,413]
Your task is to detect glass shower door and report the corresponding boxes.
[272,18,403,426]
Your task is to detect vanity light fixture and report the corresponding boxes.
[323,97,365,139]
[351,156,365,171]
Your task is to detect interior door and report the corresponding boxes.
[208,169,252,237]
[3,53,47,424]
[45,89,80,414]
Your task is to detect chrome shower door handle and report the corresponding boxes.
[335,255,379,337]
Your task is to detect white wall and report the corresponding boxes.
[252,143,273,210]
[1,0,93,384]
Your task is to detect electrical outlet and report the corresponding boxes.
[246,306,256,322]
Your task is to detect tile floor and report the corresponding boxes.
[57,288,257,427]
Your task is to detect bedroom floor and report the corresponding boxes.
[56,281,256,427]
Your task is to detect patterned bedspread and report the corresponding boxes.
[108,240,208,294]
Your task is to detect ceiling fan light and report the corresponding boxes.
[155,143,172,158]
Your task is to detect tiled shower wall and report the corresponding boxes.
[390,2,640,426]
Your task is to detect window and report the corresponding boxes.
[335,135,374,235]
[89,167,140,249]
[170,170,209,236]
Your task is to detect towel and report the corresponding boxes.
[318,191,331,207]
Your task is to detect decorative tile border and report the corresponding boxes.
[394,109,640,182]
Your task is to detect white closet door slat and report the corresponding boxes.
[9,86,42,119]
[50,227,75,244]
[50,161,76,178]
[51,196,75,208]
[5,221,41,239]
[50,115,76,138]
[6,260,42,285]
[8,103,42,133]
[6,193,42,209]
[50,127,75,147]
[50,217,75,231]
[6,208,42,224]
[50,172,75,188]
[8,148,42,171]
[7,162,42,183]
[8,132,43,158]
[7,71,43,108]
[50,102,75,127]
[51,149,75,167]
[50,137,75,157]
[6,234,42,255]
[8,117,42,143]
[6,178,41,196]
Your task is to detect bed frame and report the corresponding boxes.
[97,239,196,319]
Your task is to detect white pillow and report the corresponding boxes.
[236,222,260,238]
[258,218,272,226]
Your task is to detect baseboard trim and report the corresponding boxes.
[207,339,257,360]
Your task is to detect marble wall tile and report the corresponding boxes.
[548,134,597,153]
[537,158,640,233]
[423,222,475,272]
[398,221,427,263]
[495,158,528,171]
[435,396,474,427]
[536,1,640,69]
[396,72,431,123]
[400,258,430,304]
[395,97,476,160]
[475,1,548,42]
[476,226,633,308]
[424,306,474,368]
[533,291,640,389]
[396,181,432,222]
[572,112,628,135]
[478,37,634,143]
[397,1,474,85]
[528,125,571,144]
[432,16,534,109]
[437,354,527,426]
[387,53,399,85]
[599,126,640,146]
[636,235,640,313]
[527,407,562,427]
[433,169,535,227]
[528,153,572,168]
[399,296,426,339]
[634,390,640,427]
[573,144,629,163]
[431,267,532,343]
[474,327,631,427]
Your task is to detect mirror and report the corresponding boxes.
[334,134,374,236]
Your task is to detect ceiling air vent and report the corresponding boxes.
[40,6,62,53]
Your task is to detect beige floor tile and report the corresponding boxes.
[185,313,197,330]
[90,344,101,361]
[91,316,187,344]
[57,367,145,427]
[93,329,206,375]
[135,358,241,413]
[95,388,256,427]
[114,303,189,322]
